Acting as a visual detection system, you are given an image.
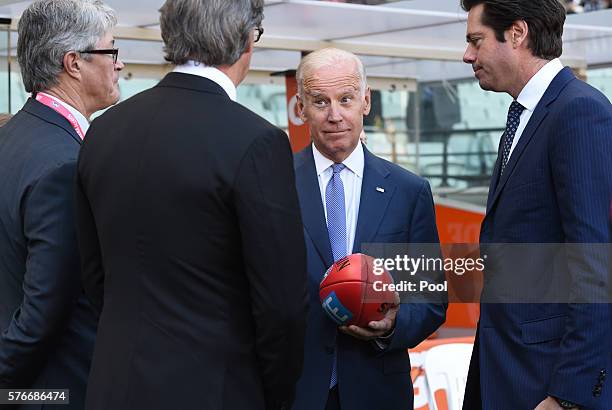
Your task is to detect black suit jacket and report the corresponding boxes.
[0,98,98,409]
[76,73,308,410]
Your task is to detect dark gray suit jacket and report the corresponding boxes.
[0,98,97,409]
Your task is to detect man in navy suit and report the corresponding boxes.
[461,1,612,409]
[0,0,123,407]
[291,48,446,410]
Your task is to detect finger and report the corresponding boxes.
[347,325,385,339]
[367,319,392,331]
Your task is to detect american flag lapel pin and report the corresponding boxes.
[376,187,385,193]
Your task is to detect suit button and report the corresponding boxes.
[325,346,335,354]
[600,369,607,379]
[593,386,602,397]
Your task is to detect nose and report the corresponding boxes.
[463,44,475,65]
[115,58,125,71]
[327,102,343,123]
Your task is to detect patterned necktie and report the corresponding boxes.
[326,163,347,262]
[325,163,346,389]
[500,100,525,176]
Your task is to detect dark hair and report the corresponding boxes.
[461,0,565,60]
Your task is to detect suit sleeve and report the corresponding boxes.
[0,161,82,387]
[387,180,447,351]
[75,150,105,315]
[233,128,309,410]
[547,95,612,408]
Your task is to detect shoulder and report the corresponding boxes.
[555,77,612,113]
[293,146,313,170]
[1,109,78,169]
[367,151,428,192]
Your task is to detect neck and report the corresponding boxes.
[509,57,550,99]
[217,64,243,87]
[43,83,91,120]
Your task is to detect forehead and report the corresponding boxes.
[303,60,361,95]
[96,31,115,46]
[466,3,486,31]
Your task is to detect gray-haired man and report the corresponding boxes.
[75,1,308,410]
[0,0,123,407]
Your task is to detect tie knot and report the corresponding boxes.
[331,163,345,174]
[508,100,525,119]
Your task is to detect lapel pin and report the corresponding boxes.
[376,187,385,193]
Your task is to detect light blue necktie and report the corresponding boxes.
[326,163,346,388]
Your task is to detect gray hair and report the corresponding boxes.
[17,0,117,93]
[296,48,368,99]
[160,0,264,66]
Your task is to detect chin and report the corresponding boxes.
[478,79,491,91]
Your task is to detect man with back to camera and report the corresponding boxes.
[75,1,308,409]
[291,47,447,410]
[460,1,612,409]
[0,0,123,407]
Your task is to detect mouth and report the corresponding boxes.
[324,130,350,136]
[473,66,482,76]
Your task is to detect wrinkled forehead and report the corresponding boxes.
[303,62,361,96]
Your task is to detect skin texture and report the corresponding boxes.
[462,3,547,99]
[79,32,124,114]
[298,52,398,340]
[45,31,124,119]
[297,58,371,164]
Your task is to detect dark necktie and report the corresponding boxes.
[500,100,525,176]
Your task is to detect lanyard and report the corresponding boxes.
[35,93,85,140]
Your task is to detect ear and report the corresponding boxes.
[362,86,371,116]
[510,19,529,49]
[245,34,254,55]
[296,94,307,122]
[62,51,82,80]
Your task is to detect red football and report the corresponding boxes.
[319,253,396,327]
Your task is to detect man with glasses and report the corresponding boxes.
[75,1,308,410]
[0,0,122,407]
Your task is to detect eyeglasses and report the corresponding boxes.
[79,48,119,64]
[254,26,264,43]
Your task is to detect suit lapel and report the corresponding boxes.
[23,98,82,145]
[485,67,575,215]
[352,148,395,253]
[294,146,334,268]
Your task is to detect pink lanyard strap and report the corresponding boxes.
[35,93,85,140]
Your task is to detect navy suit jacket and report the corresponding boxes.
[0,98,97,409]
[464,68,612,410]
[292,144,446,410]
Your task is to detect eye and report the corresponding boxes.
[313,99,327,108]
[340,95,353,104]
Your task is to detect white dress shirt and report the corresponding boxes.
[312,141,364,256]
[509,58,564,158]
[173,61,237,102]
[37,92,90,137]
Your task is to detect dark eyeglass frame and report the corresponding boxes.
[254,26,264,43]
[79,48,119,64]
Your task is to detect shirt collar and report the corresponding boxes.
[172,61,237,101]
[516,58,564,112]
[37,92,90,136]
[312,140,364,178]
